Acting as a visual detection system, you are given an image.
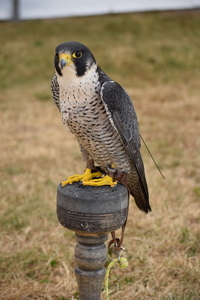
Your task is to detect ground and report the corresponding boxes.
[0,10,200,300]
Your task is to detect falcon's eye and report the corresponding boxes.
[72,51,82,59]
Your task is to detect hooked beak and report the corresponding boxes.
[59,53,72,70]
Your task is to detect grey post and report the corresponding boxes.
[12,0,19,21]
[57,182,129,300]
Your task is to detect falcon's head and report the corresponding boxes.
[54,41,97,79]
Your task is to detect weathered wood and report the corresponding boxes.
[56,182,129,300]
[74,233,107,300]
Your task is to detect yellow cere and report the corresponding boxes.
[59,53,73,65]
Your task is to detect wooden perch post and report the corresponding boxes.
[57,182,129,300]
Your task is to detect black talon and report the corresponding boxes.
[78,181,83,187]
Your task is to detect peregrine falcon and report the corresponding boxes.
[51,41,151,214]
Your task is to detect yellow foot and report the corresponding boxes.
[82,175,117,188]
[61,168,102,186]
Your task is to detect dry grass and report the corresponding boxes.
[0,10,200,300]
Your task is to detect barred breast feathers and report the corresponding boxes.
[51,74,60,112]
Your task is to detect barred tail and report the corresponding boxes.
[127,163,151,214]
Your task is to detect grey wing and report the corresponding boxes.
[101,81,151,213]
[51,74,60,112]
[100,81,141,160]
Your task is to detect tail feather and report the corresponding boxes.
[127,162,151,214]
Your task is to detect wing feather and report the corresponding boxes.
[101,81,151,213]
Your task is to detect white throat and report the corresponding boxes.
[59,64,77,83]
[57,63,98,87]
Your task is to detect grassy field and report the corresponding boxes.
[0,10,200,300]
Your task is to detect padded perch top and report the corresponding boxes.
[57,182,129,235]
